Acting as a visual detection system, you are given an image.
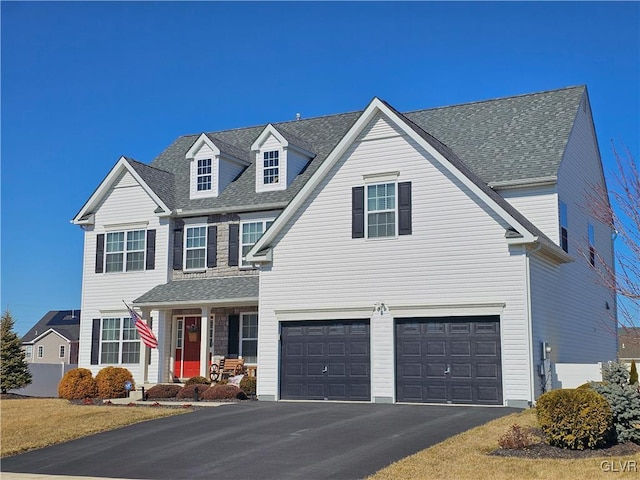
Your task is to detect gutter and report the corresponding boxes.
[173,202,288,217]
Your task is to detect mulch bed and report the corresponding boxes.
[490,427,640,459]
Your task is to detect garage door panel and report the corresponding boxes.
[396,316,502,405]
[281,320,370,401]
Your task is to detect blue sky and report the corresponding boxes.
[2,2,639,335]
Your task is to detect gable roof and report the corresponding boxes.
[76,86,585,222]
[21,310,81,343]
[247,97,570,263]
[72,156,173,223]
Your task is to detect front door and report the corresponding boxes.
[174,317,201,379]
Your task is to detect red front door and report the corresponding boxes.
[175,317,201,379]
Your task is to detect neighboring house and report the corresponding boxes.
[73,85,616,407]
[619,328,640,365]
[21,310,80,364]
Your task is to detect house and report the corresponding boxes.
[619,327,640,366]
[73,85,616,406]
[21,310,80,364]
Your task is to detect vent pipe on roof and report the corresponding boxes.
[296,113,301,121]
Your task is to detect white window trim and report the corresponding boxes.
[365,181,398,240]
[559,200,568,252]
[239,312,258,365]
[256,147,287,193]
[196,158,213,192]
[184,224,208,272]
[59,345,65,359]
[239,218,275,268]
[37,345,44,358]
[99,317,141,365]
[25,345,33,360]
[104,229,146,273]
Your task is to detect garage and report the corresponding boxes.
[280,320,370,401]
[395,316,502,405]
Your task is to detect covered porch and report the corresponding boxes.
[133,276,259,383]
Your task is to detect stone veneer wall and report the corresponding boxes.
[211,306,258,358]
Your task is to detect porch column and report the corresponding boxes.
[139,308,152,385]
[200,307,209,378]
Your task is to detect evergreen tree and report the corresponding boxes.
[0,310,32,393]
[630,360,638,385]
[592,361,640,444]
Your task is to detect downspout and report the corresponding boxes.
[525,242,542,406]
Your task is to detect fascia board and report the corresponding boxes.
[72,157,171,223]
[246,100,383,261]
[31,328,72,344]
[185,133,218,159]
[251,124,287,151]
[133,297,259,309]
[248,97,537,260]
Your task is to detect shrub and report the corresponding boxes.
[145,384,182,399]
[630,360,638,385]
[95,367,134,399]
[537,388,613,450]
[58,368,97,400]
[498,424,536,450]
[591,361,640,444]
[239,375,256,396]
[201,384,248,401]
[176,384,210,399]
[185,376,211,386]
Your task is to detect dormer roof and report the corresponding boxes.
[251,123,315,157]
[186,133,251,165]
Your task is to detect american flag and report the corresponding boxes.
[124,302,158,349]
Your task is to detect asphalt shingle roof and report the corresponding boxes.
[146,86,585,214]
[134,276,259,306]
[21,310,81,343]
[619,327,640,360]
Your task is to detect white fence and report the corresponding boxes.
[553,362,602,389]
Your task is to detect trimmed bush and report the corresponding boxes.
[537,388,613,450]
[58,368,97,400]
[95,367,134,399]
[185,376,211,386]
[239,375,256,396]
[176,384,210,399]
[591,361,640,444]
[630,360,638,386]
[201,384,248,401]
[145,384,182,399]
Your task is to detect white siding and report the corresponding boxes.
[255,135,285,192]
[499,185,559,241]
[529,96,617,398]
[79,171,170,384]
[257,114,532,405]
[218,158,244,194]
[286,149,310,185]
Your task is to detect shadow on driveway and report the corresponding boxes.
[2,402,518,480]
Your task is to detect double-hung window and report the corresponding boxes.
[367,183,396,238]
[240,220,273,267]
[263,150,279,185]
[37,345,44,358]
[105,230,145,272]
[240,313,258,364]
[100,317,140,364]
[559,201,568,253]
[197,158,212,191]
[59,345,65,359]
[25,345,33,360]
[185,226,207,270]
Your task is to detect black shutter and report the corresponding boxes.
[352,186,365,238]
[95,234,105,273]
[146,230,156,270]
[228,224,239,267]
[398,181,412,236]
[228,314,240,357]
[91,319,100,365]
[207,226,217,268]
[173,221,184,270]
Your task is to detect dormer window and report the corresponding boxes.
[263,151,280,185]
[197,158,212,191]
[252,124,315,193]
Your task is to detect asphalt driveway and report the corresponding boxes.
[2,402,517,480]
